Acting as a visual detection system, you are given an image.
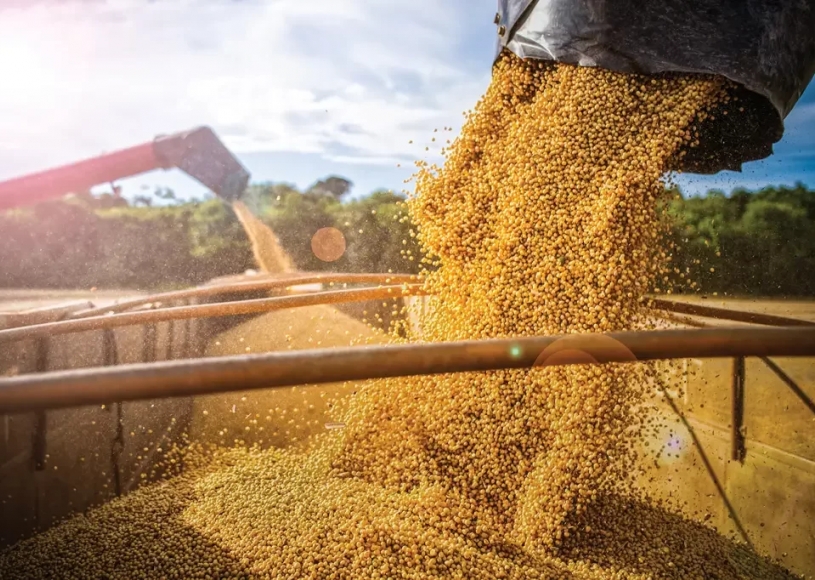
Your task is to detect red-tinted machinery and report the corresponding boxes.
[0,126,250,211]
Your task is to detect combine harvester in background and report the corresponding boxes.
[0,126,250,212]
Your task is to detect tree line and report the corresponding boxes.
[665,183,815,296]
[0,180,812,296]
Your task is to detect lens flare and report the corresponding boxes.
[311,227,347,262]
[533,334,637,367]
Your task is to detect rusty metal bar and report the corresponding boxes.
[730,357,746,463]
[0,300,94,330]
[650,298,815,327]
[0,285,423,345]
[4,289,805,349]
[112,400,124,498]
[31,411,47,472]
[166,318,175,361]
[31,338,50,471]
[72,273,419,319]
[0,327,813,414]
[2,283,806,341]
[759,356,815,416]
[182,306,192,359]
[75,278,804,327]
[142,324,158,364]
[102,329,119,367]
[102,329,125,497]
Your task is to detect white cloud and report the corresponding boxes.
[0,0,491,180]
[325,154,406,166]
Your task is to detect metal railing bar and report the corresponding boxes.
[0,326,813,414]
[71,273,419,319]
[759,356,815,416]
[649,298,815,328]
[0,285,423,344]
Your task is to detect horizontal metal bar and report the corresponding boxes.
[3,275,807,336]
[650,298,815,327]
[72,272,419,318]
[0,300,94,330]
[0,327,813,414]
[1,284,807,350]
[72,292,815,329]
[0,285,422,344]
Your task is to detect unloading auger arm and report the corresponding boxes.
[0,126,250,211]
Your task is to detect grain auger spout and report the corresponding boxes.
[0,126,250,210]
[494,0,815,174]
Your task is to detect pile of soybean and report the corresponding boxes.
[0,53,798,579]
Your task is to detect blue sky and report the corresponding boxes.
[675,83,815,196]
[0,0,812,202]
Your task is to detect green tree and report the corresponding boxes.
[0,181,811,295]
[668,182,815,296]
